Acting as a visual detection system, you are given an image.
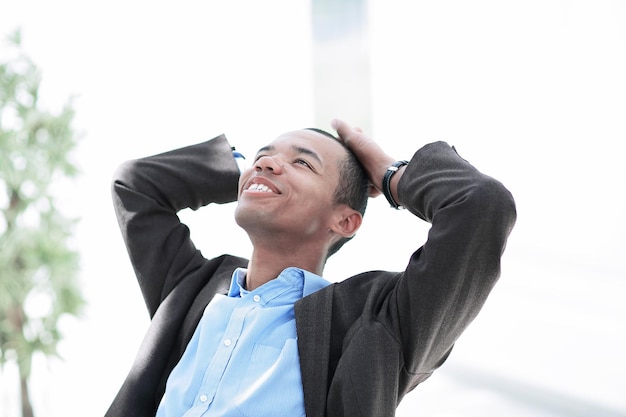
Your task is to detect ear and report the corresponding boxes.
[329,205,363,239]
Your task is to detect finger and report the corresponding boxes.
[368,184,382,198]
[331,118,354,143]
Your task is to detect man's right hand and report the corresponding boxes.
[331,118,405,203]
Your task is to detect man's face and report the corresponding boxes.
[234,129,348,244]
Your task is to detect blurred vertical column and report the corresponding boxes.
[311,0,372,132]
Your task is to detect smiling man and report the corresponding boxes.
[234,129,367,291]
[105,119,516,417]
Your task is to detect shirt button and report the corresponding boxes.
[253,295,261,302]
[200,394,208,402]
[224,338,232,346]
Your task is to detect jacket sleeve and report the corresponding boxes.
[111,135,240,317]
[392,141,516,376]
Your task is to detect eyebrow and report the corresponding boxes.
[255,144,323,166]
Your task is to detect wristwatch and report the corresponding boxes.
[382,160,409,209]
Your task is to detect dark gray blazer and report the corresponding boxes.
[105,135,516,417]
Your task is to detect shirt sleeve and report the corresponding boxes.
[232,148,247,173]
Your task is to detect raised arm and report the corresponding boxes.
[111,135,240,317]
[333,119,516,376]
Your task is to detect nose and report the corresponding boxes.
[254,155,283,174]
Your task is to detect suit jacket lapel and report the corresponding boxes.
[295,286,334,417]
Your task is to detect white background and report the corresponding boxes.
[1,1,625,416]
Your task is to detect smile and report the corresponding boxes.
[243,177,281,195]
[246,183,275,193]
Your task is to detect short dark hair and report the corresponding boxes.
[305,128,369,258]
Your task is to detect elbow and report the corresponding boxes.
[111,159,140,197]
[470,176,517,237]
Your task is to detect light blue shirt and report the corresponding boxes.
[156,267,331,417]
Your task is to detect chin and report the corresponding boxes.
[234,204,268,230]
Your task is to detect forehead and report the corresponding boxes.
[259,129,348,163]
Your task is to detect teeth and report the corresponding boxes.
[248,183,273,192]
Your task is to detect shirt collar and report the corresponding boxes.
[300,268,332,297]
[228,267,330,299]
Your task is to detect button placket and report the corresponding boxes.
[195,298,250,410]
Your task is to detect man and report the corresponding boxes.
[105,119,516,417]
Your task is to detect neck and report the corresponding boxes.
[244,242,326,291]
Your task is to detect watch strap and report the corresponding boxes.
[382,160,409,209]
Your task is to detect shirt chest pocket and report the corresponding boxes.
[234,338,306,417]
